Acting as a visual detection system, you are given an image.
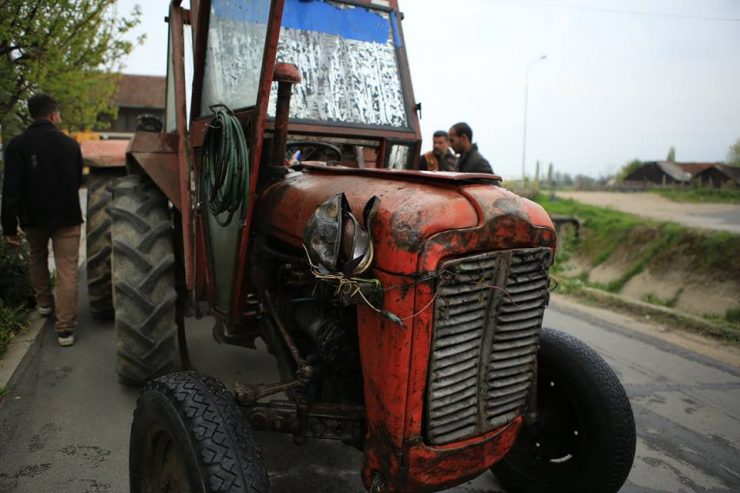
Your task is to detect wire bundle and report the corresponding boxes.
[200,106,250,226]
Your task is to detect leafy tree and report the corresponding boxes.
[666,146,676,162]
[617,159,643,182]
[727,138,740,167]
[0,1,143,141]
[547,162,554,186]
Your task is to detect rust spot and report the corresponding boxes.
[390,209,425,252]
[493,196,531,222]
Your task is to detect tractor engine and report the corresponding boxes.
[265,253,364,404]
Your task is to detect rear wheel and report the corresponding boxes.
[130,372,269,493]
[111,174,178,384]
[86,169,123,318]
[491,328,636,493]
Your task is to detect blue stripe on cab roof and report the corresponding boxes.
[213,0,392,45]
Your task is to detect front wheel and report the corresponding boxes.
[130,372,269,493]
[492,328,636,493]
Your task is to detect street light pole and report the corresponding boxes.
[521,54,547,181]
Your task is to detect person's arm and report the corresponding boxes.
[1,139,23,240]
[470,158,493,174]
[444,152,458,172]
[418,154,429,171]
[76,145,84,188]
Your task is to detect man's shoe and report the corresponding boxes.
[57,331,75,347]
[38,305,53,317]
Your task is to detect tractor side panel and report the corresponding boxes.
[127,132,181,210]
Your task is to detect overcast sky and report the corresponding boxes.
[117,0,740,179]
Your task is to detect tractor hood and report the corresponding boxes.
[258,165,556,275]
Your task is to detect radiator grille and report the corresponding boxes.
[425,248,552,445]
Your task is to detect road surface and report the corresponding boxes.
[556,191,740,234]
[0,277,739,492]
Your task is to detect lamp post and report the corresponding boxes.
[521,54,547,181]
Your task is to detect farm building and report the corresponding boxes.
[623,161,692,186]
[624,161,739,188]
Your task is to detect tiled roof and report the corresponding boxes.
[675,162,723,177]
[113,74,166,109]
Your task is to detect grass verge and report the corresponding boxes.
[551,276,740,344]
[538,193,740,340]
[655,187,740,204]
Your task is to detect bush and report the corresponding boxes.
[0,300,27,355]
[727,308,740,324]
[0,239,34,355]
[0,239,35,308]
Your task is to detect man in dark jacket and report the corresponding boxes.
[448,122,494,174]
[1,94,83,347]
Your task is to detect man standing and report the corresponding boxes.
[448,122,494,174]
[1,94,83,347]
[419,130,457,171]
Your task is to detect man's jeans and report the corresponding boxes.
[24,225,81,333]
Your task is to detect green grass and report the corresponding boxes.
[655,187,740,204]
[566,286,740,344]
[726,308,740,324]
[537,193,740,335]
[538,193,645,267]
[538,193,740,283]
[643,288,683,309]
[0,300,28,356]
[0,240,34,356]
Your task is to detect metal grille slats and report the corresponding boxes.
[486,249,551,430]
[426,248,551,445]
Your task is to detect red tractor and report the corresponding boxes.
[98,1,636,491]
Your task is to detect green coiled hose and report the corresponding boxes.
[200,106,250,227]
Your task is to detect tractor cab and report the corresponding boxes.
[172,0,420,168]
[152,0,424,320]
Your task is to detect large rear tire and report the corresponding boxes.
[491,328,636,493]
[86,169,123,319]
[111,174,177,384]
[130,372,269,493]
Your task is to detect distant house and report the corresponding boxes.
[688,164,740,188]
[623,161,692,187]
[98,74,166,139]
[76,74,165,168]
[624,161,739,188]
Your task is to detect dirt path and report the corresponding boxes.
[557,191,740,233]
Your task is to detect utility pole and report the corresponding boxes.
[521,54,547,181]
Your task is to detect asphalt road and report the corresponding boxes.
[1,277,739,493]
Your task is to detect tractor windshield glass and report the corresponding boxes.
[268,0,408,128]
[200,0,271,115]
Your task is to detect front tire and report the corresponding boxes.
[130,372,269,493]
[111,174,178,384]
[492,328,636,493]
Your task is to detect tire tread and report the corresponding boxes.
[112,174,177,384]
[86,171,119,317]
[134,372,269,492]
